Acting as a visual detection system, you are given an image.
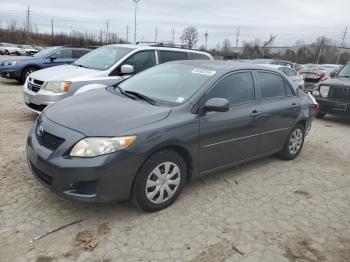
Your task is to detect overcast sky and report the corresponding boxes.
[0,0,349,48]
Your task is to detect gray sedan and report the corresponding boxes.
[27,61,317,212]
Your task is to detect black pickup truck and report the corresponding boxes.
[312,61,350,118]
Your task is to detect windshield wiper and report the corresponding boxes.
[73,63,88,68]
[124,90,157,105]
[114,85,136,100]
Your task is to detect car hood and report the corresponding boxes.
[44,88,172,136]
[30,64,100,82]
[322,77,350,87]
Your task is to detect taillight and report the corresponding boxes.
[314,103,320,111]
[315,72,324,77]
[320,76,329,81]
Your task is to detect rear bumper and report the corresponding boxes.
[316,98,350,115]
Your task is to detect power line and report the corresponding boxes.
[336,26,348,64]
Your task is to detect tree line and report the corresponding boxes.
[1,21,349,65]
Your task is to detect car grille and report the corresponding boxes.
[35,126,65,151]
[29,161,53,185]
[28,78,44,93]
[329,87,350,101]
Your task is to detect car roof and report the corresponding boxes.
[258,64,288,70]
[169,60,282,73]
[105,44,210,55]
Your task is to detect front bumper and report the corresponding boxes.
[0,67,21,80]
[23,81,71,113]
[316,98,350,115]
[27,116,145,202]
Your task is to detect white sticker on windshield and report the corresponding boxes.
[191,69,216,76]
[176,97,185,103]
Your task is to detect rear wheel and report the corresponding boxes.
[133,150,187,212]
[20,67,38,84]
[279,124,305,160]
[316,112,326,119]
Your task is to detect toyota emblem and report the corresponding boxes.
[37,125,44,137]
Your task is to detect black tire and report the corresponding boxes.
[20,67,38,84]
[279,123,305,160]
[132,150,187,212]
[316,112,326,119]
[5,50,9,55]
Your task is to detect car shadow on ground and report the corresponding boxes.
[0,78,22,86]
[319,114,350,126]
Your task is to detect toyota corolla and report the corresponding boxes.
[27,61,317,212]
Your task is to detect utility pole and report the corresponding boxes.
[106,20,109,44]
[26,6,30,43]
[133,0,141,44]
[316,36,326,64]
[51,19,54,44]
[126,25,129,42]
[172,27,175,45]
[204,31,208,50]
[100,28,103,45]
[155,26,158,43]
[336,26,348,64]
[235,26,240,56]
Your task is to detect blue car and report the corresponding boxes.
[0,46,91,84]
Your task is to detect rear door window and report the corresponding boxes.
[258,72,287,99]
[158,51,188,63]
[50,49,73,59]
[280,67,297,77]
[73,49,90,59]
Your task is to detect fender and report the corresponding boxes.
[74,83,108,96]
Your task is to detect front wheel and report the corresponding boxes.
[20,67,37,84]
[132,150,187,212]
[279,124,305,160]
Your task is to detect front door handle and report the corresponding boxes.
[249,110,260,118]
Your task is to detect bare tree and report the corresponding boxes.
[261,34,276,57]
[222,38,231,52]
[180,26,198,49]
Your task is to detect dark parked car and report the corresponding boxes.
[27,61,317,211]
[312,61,350,118]
[0,46,91,83]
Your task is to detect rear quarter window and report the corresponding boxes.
[188,52,210,60]
[158,51,188,63]
[73,49,90,59]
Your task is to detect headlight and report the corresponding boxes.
[4,60,21,66]
[45,81,71,93]
[70,136,137,157]
[319,85,330,98]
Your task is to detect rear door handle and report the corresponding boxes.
[249,110,260,118]
[291,103,298,111]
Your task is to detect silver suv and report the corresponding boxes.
[23,44,213,113]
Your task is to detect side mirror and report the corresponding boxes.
[49,56,57,62]
[330,70,337,78]
[203,98,230,113]
[120,64,134,75]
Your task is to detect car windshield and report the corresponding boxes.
[73,46,133,70]
[337,63,350,77]
[118,63,215,105]
[34,47,59,58]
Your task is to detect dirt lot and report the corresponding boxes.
[0,61,350,261]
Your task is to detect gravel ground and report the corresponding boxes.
[0,61,350,261]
